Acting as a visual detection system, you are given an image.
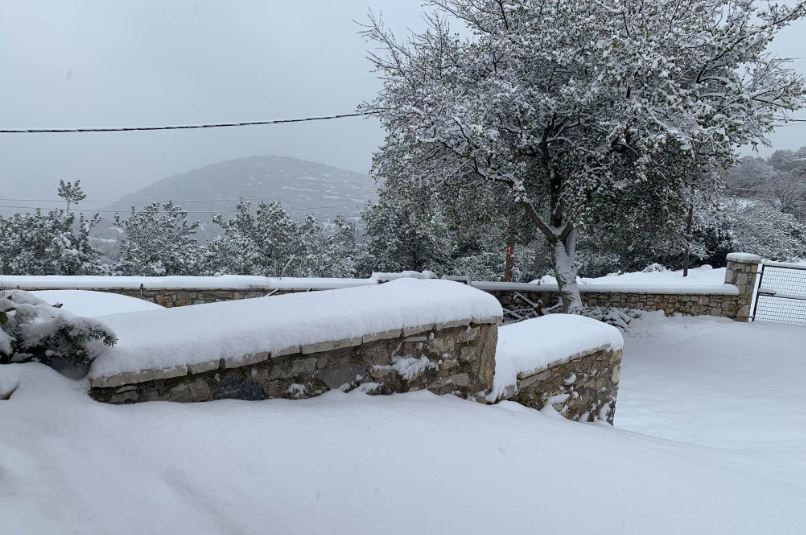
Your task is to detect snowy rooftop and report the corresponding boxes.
[90,279,502,384]
[491,314,624,399]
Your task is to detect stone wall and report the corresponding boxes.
[487,254,760,321]
[488,288,742,318]
[107,287,274,307]
[500,347,623,424]
[10,253,762,321]
[90,321,498,404]
[722,253,761,321]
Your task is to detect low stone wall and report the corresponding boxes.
[487,254,760,321]
[6,253,761,321]
[90,321,498,404]
[491,289,740,318]
[501,346,622,424]
[104,288,272,307]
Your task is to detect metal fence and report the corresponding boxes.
[753,262,806,326]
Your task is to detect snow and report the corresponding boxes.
[375,355,439,380]
[491,314,623,399]
[3,313,806,533]
[763,259,806,270]
[0,275,376,291]
[29,290,164,318]
[725,252,762,263]
[617,313,806,484]
[370,270,438,282]
[1,264,751,296]
[90,279,502,380]
[3,352,806,535]
[523,264,737,294]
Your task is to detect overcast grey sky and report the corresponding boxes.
[0,0,805,205]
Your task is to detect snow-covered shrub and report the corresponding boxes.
[114,202,202,276]
[721,199,806,261]
[0,290,116,378]
[204,201,362,277]
[0,209,104,275]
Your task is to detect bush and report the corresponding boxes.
[0,290,116,378]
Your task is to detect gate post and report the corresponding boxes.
[724,252,762,321]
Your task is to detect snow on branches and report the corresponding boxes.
[363,0,806,311]
[0,290,116,378]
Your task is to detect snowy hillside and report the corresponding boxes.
[110,155,378,223]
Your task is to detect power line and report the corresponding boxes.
[0,112,372,134]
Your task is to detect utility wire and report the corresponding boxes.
[0,111,799,133]
[0,112,372,134]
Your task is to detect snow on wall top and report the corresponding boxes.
[30,290,164,318]
[0,275,376,291]
[517,265,739,295]
[1,265,742,295]
[726,252,762,263]
[90,279,502,382]
[491,314,623,400]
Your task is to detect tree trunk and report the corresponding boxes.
[518,200,583,313]
[503,243,514,282]
[682,201,693,277]
[503,209,516,282]
[551,229,583,313]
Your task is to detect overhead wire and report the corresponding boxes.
[0,112,373,134]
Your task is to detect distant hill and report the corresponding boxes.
[109,155,378,224]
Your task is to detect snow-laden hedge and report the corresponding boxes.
[0,290,116,378]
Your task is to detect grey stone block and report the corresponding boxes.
[187,359,221,375]
[92,364,189,389]
[223,351,269,369]
[301,337,362,355]
[273,345,302,357]
[361,328,402,344]
[402,324,434,337]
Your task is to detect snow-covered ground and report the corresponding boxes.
[617,313,806,484]
[2,313,806,534]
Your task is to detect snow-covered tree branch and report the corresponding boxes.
[363,0,806,312]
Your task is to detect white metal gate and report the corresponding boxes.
[752,261,806,326]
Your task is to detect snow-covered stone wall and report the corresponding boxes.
[90,321,498,404]
[88,280,501,404]
[492,315,624,424]
[489,255,760,321]
[1,253,762,320]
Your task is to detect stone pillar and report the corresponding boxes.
[724,252,761,321]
